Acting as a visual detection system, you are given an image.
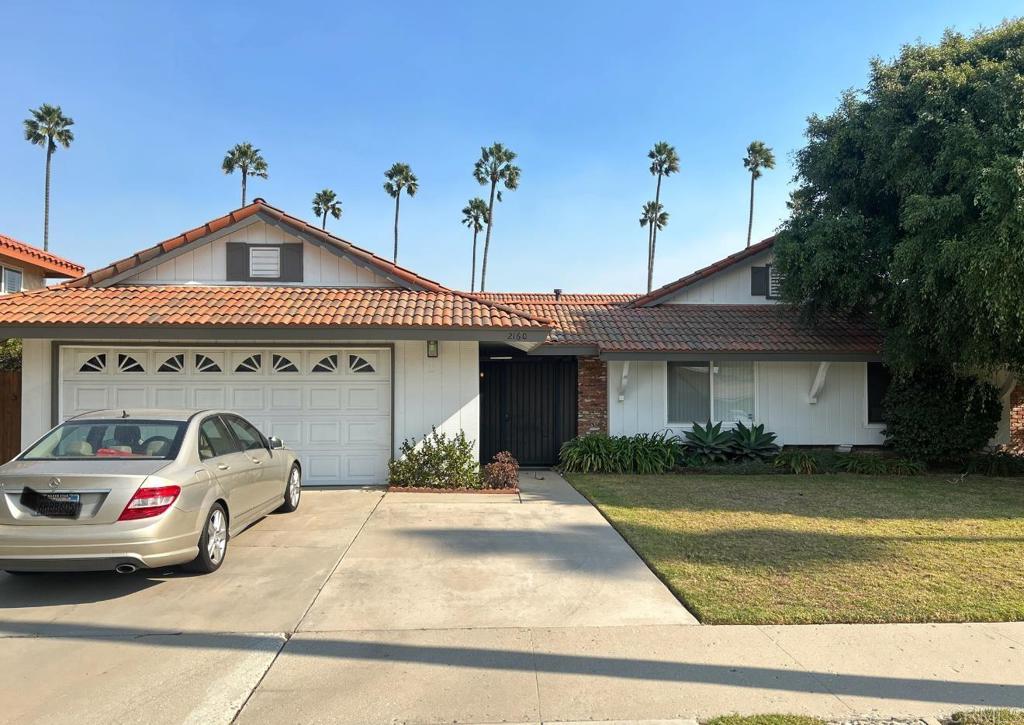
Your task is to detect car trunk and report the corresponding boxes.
[0,460,170,526]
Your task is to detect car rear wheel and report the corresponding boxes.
[183,503,228,574]
[277,464,301,513]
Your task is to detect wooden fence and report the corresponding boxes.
[0,371,21,462]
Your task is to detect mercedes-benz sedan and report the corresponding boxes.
[0,409,301,574]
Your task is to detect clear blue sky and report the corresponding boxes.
[0,1,1019,293]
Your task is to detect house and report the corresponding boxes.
[0,200,1011,483]
[0,233,84,293]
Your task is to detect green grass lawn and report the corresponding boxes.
[566,473,1024,624]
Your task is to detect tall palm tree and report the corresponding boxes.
[312,188,342,230]
[221,142,268,206]
[23,104,75,251]
[646,141,680,292]
[639,201,669,265]
[742,140,776,247]
[383,163,418,262]
[461,198,488,292]
[473,143,521,291]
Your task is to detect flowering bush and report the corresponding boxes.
[483,451,520,489]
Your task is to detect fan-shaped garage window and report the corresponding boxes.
[348,354,375,374]
[117,354,145,373]
[234,354,262,373]
[272,354,298,373]
[157,354,184,373]
[195,354,222,373]
[79,354,107,373]
[312,354,338,373]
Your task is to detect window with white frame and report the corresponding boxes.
[248,247,281,278]
[1,266,23,294]
[667,361,755,425]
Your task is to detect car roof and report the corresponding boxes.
[69,409,218,422]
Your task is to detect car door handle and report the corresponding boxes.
[218,464,230,470]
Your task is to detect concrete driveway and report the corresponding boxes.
[2,473,1022,724]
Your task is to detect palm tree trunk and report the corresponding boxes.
[241,173,247,207]
[471,229,478,292]
[480,181,497,292]
[646,225,654,293]
[43,142,53,251]
[322,211,327,230]
[393,194,401,262]
[746,172,756,247]
[648,174,664,293]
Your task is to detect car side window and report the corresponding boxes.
[198,417,240,460]
[225,415,267,453]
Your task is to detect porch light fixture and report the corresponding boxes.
[426,340,439,358]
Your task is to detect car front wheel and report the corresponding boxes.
[183,503,228,574]
[277,464,301,513]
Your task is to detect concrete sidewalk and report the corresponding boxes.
[1,473,1022,724]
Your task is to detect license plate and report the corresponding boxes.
[20,488,82,518]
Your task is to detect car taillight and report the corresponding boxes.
[118,485,181,521]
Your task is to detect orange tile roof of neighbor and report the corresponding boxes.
[0,233,84,278]
[0,286,550,330]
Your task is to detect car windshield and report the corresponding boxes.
[21,420,187,460]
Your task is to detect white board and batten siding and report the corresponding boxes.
[127,219,394,287]
[661,249,778,305]
[607,360,887,446]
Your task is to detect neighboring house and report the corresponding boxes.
[0,233,84,293]
[0,200,1010,483]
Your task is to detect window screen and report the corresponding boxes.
[713,362,754,423]
[3,267,22,293]
[668,362,711,424]
[866,362,891,424]
[249,247,281,278]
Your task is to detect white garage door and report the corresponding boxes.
[59,346,392,486]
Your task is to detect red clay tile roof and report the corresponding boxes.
[629,236,776,307]
[63,198,449,292]
[0,233,84,278]
[475,293,639,305]
[0,286,550,330]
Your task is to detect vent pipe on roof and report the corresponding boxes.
[553,288,563,300]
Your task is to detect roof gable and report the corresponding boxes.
[0,233,83,278]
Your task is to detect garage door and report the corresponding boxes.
[59,346,392,486]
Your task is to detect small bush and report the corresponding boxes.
[682,420,734,464]
[730,421,780,462]
[482,451,520,488]
[388,427,480,488]
[965,450,1024,477]
[832,453,890,475]
[774,449,821,474]
[680,459,782,475]
[883,369,1001,465]
[559,434,619,473]
[559,432,681,474]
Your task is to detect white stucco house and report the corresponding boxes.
[0,200,1011,484]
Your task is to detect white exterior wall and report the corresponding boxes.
[663,249,778,304]
[608,359,886,446]
[126,220,393,286]
[20,338,52,449]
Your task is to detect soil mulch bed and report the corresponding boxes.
[387,486,520,494]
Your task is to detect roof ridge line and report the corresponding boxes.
[453,290,557,326]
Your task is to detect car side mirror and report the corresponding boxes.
[268,436,285,450]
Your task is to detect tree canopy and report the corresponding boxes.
[773,21,1024,376]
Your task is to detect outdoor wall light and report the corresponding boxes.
[426,340,439,358]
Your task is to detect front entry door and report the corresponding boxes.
[480,357,577,466]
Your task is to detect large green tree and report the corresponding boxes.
[473,143,521,291]
[461,197,488,292]
[383,162,418,262]
[645,142,679,292]
[23,104,74,251]
[221,142,268,206]
[742,140,775,247]
[773,21,1024,376]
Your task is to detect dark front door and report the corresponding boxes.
[480,357,577,466]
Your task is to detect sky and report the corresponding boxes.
[0,1,1020,294]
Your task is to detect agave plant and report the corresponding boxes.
[683,420,734,464]
[730,421,779,462]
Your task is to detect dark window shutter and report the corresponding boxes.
[226,242,250,281]
[280,244,304,283]
[866,362,892,424]
[750,266,768,296]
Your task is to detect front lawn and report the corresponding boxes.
[566,473,1024,624]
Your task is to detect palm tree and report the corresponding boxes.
[461,198,488,292]
[742,140,776,247]
[383,163,418,262]
[639,202,669,267]
[312,188,342,230]
[23,104,75,251]
[221,142,268,206]
[646,141,680,292]
[473,143,521,291]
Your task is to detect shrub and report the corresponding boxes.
[832,453,924,476]
[729,421,780,462]
[683,420,734,464]
[388,427,480,488]
[965,451,1024,477]
[559,432,681,474]
[882,369,1001,465]
[773,449,821,474]
[482,451,520,488]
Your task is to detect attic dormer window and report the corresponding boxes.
[249,247,281,278]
